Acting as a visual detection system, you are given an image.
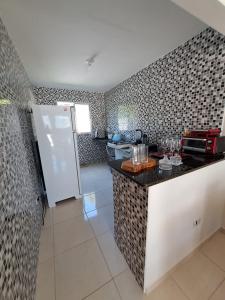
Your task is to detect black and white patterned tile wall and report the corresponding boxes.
[33,87,107,165]
[0,17,42,299]
[105,28,225,143]
[112,170,148,288]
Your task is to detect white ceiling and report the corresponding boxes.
[0,0,206,92]
[171,0,225,36]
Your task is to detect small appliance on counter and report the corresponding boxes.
[182,128,225,155]
[112,133,122,143]
[135,129,143,144]
[142,133,148,145]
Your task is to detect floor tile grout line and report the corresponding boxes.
[82,186,113,197]
[93,220,125,300]
[52,200,113,227]
[112,277,123,300]
[85,206,114,237]
[80,278,114,300]
[85,207,126,300]
[81,185,113,195]
[83,210,97,238]
[85,210,114,278]
[200,248,225,273]
[84,201,113,215]
[170,241,225,298]
[78,209,116,300]
[208,277,225,299]
[84,209,97,240]
[112,267,129,279]
[80,229,124,299]
[170,276,191,300]
[95,234,115,278]
[91,228,129,280]
[53,220,111,299]
[52,209,96,257]
[88,225,114,239]
[38,229,122,270]
[52,210,114,258]
[53,211,85,226]
[54,236,96,258]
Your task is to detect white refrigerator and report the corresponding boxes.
[32,105,81,207]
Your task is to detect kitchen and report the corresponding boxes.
[1,0,225,300]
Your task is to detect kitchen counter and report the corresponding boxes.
[110,153,225,293]
[108,153,225,187]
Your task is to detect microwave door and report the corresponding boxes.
[183,138,207,153]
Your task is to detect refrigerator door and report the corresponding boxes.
[32,105,81,207]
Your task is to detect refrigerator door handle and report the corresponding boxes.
[70,106,76,133]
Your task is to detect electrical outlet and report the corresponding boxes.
[193,218,201,227]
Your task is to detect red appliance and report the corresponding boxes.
[182,129,225,154]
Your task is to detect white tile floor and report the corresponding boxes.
[80,163,113,195]
[36,163,225,300]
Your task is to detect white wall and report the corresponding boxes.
[171,0,225,36]
[144,160,225,293]
[221,108,225,136]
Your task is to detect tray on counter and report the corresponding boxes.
[121,158,157,173]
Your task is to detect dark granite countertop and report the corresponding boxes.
[108,153,225,187]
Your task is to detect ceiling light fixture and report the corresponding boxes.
[217,0,225,6]
[85,53,98,67]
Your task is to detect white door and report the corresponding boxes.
[32,105,81,207]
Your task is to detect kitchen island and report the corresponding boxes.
[109,154,225,294]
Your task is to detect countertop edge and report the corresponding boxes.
[108,156,225,187]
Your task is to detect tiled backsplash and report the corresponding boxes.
[33,87,107,165]
[105,28,225,143]
[0,18,42,299]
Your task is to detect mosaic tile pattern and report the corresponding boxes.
[0,18,42,299]
[33,87,107,165]
[112,170,148,288]
[105,28,225,142]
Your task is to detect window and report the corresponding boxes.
[57,102,91,133]
[75,104,91,134]
[57,101,74,106]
